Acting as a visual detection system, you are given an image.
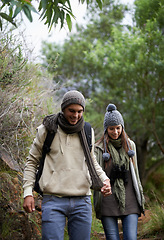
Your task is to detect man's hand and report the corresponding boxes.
[23,196,35,213]
[101,179,112,197]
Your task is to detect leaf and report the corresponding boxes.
[28,3,38,14]
[66,0,72,10]
[66,13,72,31]
[0,3,6,10]
[96,0,103,10]
[9,4,13,17]
[22,4,33,22]
[60,9,65,29]
[40,0,47,10]
[0,18,2,30]
[62,6,75,18]
[13,6,22,18]
[51,8,60,24]
[39,7,46,20]
[38,1,42,11]
[79,0,86,4]
[46,5,53,27]
[0,12,17,27]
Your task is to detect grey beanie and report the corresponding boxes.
[104,103,124,132]
[61,90,85,111]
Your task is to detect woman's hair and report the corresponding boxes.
[96,128,130,154]
[121,129,129,153]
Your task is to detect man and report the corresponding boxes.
[23,90,111,240]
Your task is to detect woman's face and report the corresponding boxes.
[107,125,122,140]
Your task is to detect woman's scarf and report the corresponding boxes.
[108,138,130,212]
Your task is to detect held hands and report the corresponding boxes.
[101,179,112,197]
[23,196,35,213]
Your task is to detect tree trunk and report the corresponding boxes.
[135,137,148,185]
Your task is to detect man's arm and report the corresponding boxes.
[90,128,112,196]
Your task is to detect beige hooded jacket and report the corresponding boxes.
[23,124,108,198]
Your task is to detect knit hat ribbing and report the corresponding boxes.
[104,104,124,132]
[61,90,85,111]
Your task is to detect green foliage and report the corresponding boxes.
[41,0,127,93]
[0,30,60,170]
[140,203,164,238]
[144,165,164,203]
[1,213,14,238]
[38,0,75,31]
[0,0,104,31]
[84,25,164,180]
[0,11,16,30]
[0,32,27,87]
[91,194,104,239]
[41,0,164,183]
[1,0,164,237]
[0,0,37,30]
[135,0,164,31]
[0,28,61,240]
[0,172,42,239]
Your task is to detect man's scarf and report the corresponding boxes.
[43,113,103,191]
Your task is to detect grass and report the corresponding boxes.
[138,202,164,239]
[91,205,104,239]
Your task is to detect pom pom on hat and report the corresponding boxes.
[126,138,135,158]
[127,149,135,158]
[103,137,110,162]
[103,152,110,162]
[106,103,116,112]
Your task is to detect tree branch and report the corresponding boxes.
[143,157,164,185]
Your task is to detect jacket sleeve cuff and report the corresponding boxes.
[24,186,33,198]
[100,173,109,183]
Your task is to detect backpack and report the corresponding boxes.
[33,122,92,196]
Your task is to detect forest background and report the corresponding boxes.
[0,0,164,239]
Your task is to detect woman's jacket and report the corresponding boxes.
[93,139,145,219]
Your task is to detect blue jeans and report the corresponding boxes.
[41,195,92,240]
[102,214,138,240]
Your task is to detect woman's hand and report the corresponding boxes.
[101,179,112,196]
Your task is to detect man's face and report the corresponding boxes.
[63,104,84,125]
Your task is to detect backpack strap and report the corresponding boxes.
[42,131,56,156]
[33,131,56,195]
[84,122,92,152]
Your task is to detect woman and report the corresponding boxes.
[94,103,145,240]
